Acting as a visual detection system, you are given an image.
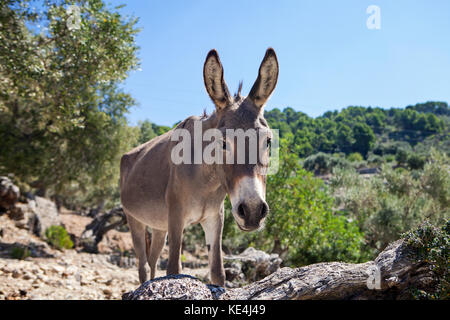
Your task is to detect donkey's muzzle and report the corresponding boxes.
[236,201,269,231]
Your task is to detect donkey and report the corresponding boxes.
[120,48,279,286]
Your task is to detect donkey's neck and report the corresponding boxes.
[200,111,220,130]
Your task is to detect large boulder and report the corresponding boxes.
[0,176,20,211]
[224,247,282,285]
[7,196,60,238]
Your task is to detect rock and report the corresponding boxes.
[33,196,60,237]
[0,176,20,211]
[8,203,35,230]
[12,270,21,279]
[122,275,218,300]
[23,274,34,280]
[59,213,92,247]
[98,230,134,254]
[123,239,436,300]
[7,196,60,237]
[224,247,282,283]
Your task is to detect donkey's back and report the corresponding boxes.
[120,129,173,230]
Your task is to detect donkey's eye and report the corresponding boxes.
[267,138,272,149]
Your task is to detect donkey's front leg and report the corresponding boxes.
[201,205,225,286]
[167,203,184,275]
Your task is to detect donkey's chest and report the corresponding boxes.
[184,203,215,226]
[183,193,225,227]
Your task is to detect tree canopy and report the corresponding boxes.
[0,0,140,207]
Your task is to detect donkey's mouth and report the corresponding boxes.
[236,222,259,232]
[237,224,251,231]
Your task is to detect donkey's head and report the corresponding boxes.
[203,48,279,231]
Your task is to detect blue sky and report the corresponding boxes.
[108,0,450,126]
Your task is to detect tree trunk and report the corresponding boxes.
[123,239,437,300]
[79,207,127,253]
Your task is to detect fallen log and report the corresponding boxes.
[79,207,127,253]
[123,237,438,300]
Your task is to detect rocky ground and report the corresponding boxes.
[0,176,282,300]
[0,213,209,300]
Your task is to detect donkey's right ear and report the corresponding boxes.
[203,49,232,110]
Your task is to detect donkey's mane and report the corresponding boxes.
[234,81,244,102]
[201,81,244,121]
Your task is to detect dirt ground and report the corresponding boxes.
[0,214,209,300]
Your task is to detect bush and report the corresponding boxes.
[348,152,363,162]
[403,220,449,300]
[396,148,409,165]
[222,139,367,266]
[385,154,396,162]
[367,154,384,166]
[407,153,426,170]
[330,150,449,255]
[303,152,351,175]
[267,151,366,265]
[10,246,31,260]
[45,226,74,250]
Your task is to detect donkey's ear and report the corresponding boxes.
[248,48,279,109]
[203,49,232,110]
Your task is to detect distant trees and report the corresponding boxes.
[406,101,450,116]
[352,123,375,156]
[136,120,171,145]
[264,102,448,161]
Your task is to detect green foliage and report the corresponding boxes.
[303,152,351,175]
[347,152,363,162]
[407,153,426,170]
[45,225,74,250]
[264,102,449,160]
[403,220,449,300]
[367,153,383,166]
[137,120,171,145]
[222,139,367,265]
[395,148,409,166]
[352,123,375,157]
[10,246,31,260]
[331,150,450,255]
[0,0,140,208]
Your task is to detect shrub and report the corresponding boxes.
[45,226,74,250]
[403,220,449,300]
[396,148,409,165]
[222,140,367,266]
[348,152,363,162]
[385,154,395,162]
[367,154,384,166]
[303,152,351,175]
[407,153,426,170]
[10,246,31,260]
[330,150,449,255]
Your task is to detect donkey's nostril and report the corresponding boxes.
[260,202,269,218]
[237,203,246,219]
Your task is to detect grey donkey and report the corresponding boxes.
[120,48,279,286]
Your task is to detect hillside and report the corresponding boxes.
[265,101,449,159]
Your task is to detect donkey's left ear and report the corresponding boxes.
[248,48,279,109]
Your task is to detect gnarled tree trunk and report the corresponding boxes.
[123,239,436,300]
[79,207,127,253]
